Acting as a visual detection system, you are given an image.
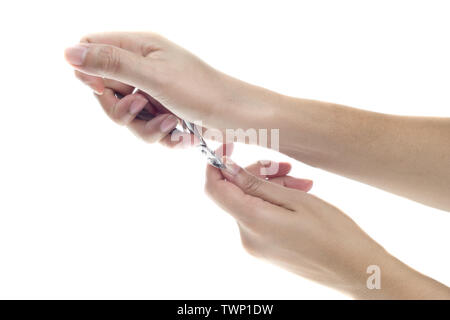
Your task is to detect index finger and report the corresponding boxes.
[80,32,162,55]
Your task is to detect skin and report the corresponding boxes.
[65,32,450,299]
[207,147,450,299]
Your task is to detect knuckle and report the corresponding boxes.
[142,31,166,45]
[242,175,262,195]
[140,43,155,57]
[148,32,164,41]
[97,46,121,75]
[79,35,90,43]
[139,33,164,55]
[80,33,98,43]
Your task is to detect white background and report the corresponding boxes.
[0,0,449,299]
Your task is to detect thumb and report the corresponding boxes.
[64,43,150,89]
[221,157,299,210]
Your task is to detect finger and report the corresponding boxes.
[270,176,313,192]
[75,70,135,96]
[104,78,134,95]
[92,79,159,118]
[205,161,287,224]
[94,88,148,125]
[64,43,151,89]
[214,143,234,158]
[128,113,179,144]
[159,130,199,149]
[205,161,247,219]
[80,32,162,55]
[245,161,291,178]
[205,157,227,184]
[220,157,300,210]
[137,90,171,114]
[95,87,181,145]
[245,161,313,192]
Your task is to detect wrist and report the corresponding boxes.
[215,84,340,160]
[342,249,450,299]
[276,97,346,165]
[216,76,303,149]
[209,72,287,129]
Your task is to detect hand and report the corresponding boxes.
[64,32,261,146]
[205,147,450,299]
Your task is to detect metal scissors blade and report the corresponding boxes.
[181,120,226,169]
[122,99,225,168]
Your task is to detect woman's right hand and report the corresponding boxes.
[205,150,450,299]
[64,32,268,147]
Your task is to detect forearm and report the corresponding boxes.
[280,100,450,211]
[229,83,450,211]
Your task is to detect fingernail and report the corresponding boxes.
[65,44,88,66]
[222,157,241,177]
[129,98,147,115]
[259,161,279,176]
[160,115,178,133]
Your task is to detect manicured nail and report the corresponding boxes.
[259,160,279,176]
[129,98,147,115]
[160,115,178,133]
[65,44,88,66]
[222,157,241,177]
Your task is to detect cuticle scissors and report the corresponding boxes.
[115,91,225,169]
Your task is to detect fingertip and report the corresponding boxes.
[106,92,148,125]
[220,156,242,181]
[278,162,292,173]
[256,160,290,177]
[304,179,313,192]
[284,177,313,192]
[129,93,149,115]
[65,44,90,69]
[161,131,198,149]
[159,114,179,133]
[214,143,234,158]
